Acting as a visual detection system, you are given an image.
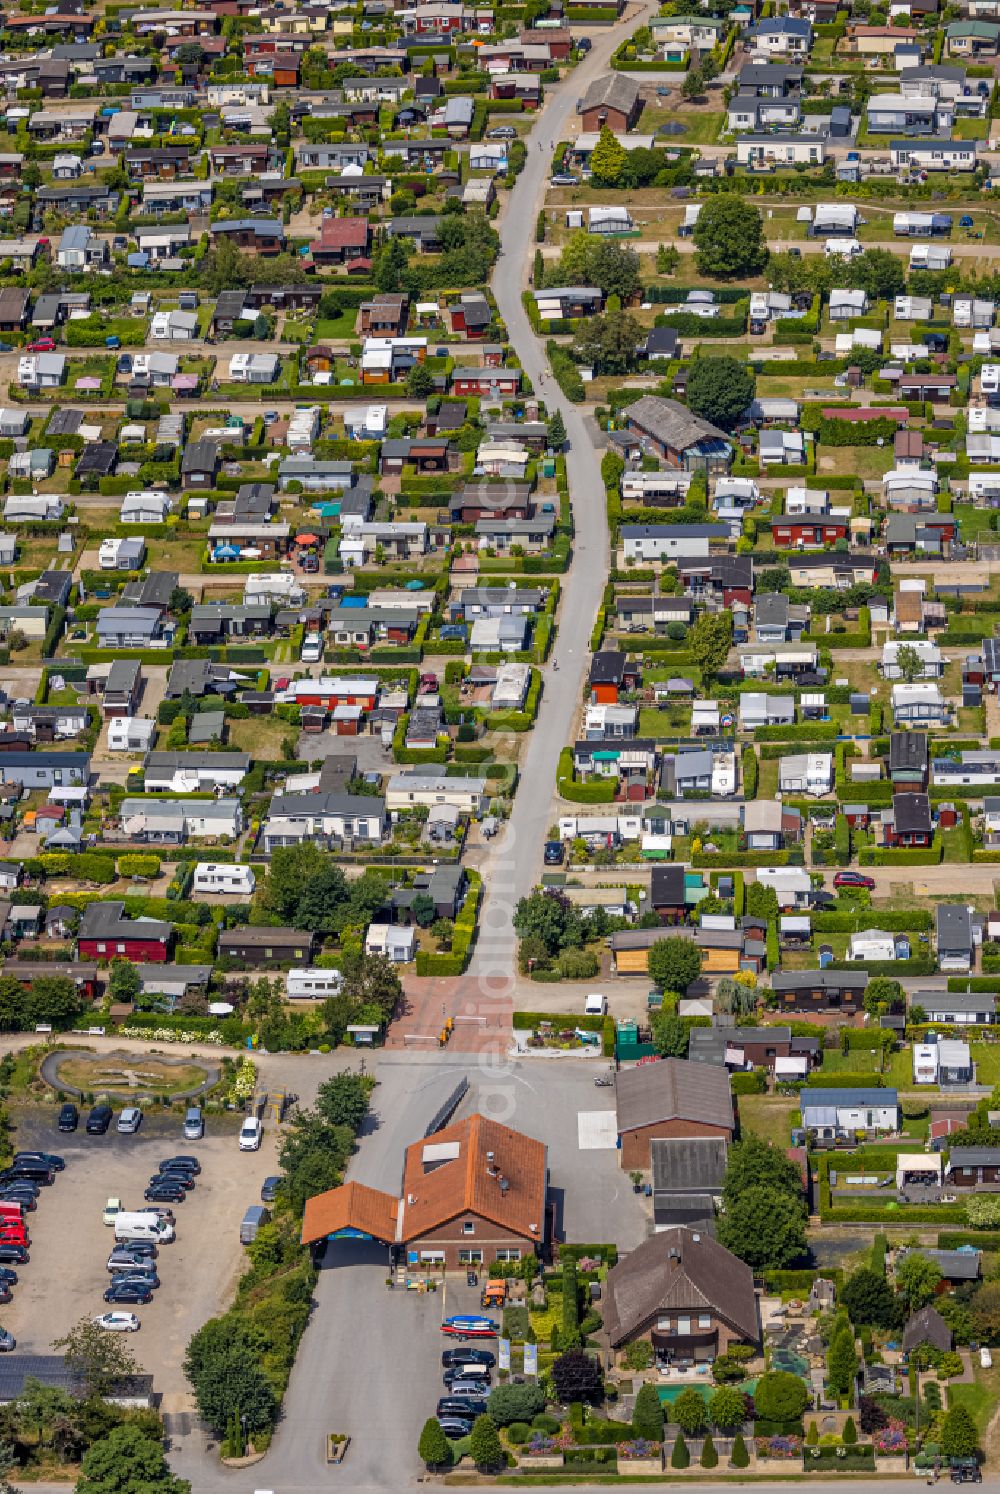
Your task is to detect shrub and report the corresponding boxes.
[843,1416,857,1445]
[671,1433,690,1469]
[730,1431,749,1468]
[632,1383,664,1440]
[507,1421,531,1445]
[701,1434,718,1468]
[488,1382,545,1426]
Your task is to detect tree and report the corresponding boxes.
[941,1404,978,1459]
[693,196,768,279]
[716,1186,807,1269]
[77,1427,188,1494]
[841,1268,900,1330]
[682,65,704,100]
[406,363,434,398]
[895,1253,943,1311]
[27,975,83,1028]
[745,882,779,923]
[842,1415,858,1445]
[590,124,627,186]
[514,889,583,958]
[108,959,141,1005]
[168,586,193,615]
[52,1318,138,1399]
[845,247,906,303]
[650,1011,689,1058]
[687,356,755,433]
[372,234,409,294]
[488,1382,545,1425]
[469,1414,503,1470]
[722,1136,803,1206]
[551,1348,603,1405]
[647,937,702,993]
[587,238,641,304]
[673,1387,709,1436]
[338,951,403,1025]
[970,1281,1000,1342]
[183,1318,278,1438]
[826,1322,858,1398]
[418,1418,452,1469]
[573,309,643,376]
[701,1434,718,1468]
[632,1382,664,1440]
[709,1385,748,1430]
[730,1431,749,1468]
[315,1072,370,1133]
[752,1371,810,1423]
[687,610,734,678]
[967,1195,1000,1229]
[656,243,680,275]
[547,410,567,449]
[894,644,924,684]
[671,1432,690,1468]
[410,893,437,928]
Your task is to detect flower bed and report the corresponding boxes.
[618,1439,662,1475]
[756,1435,802,1461]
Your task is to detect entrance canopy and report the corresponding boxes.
[301,1179,399,1247]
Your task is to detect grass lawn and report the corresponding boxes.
[738,1094,797,1149]
[227,715,295,760]
[888,1046,923,1091]
[315,312,358,342]
[654,110,724,145]
[972,1044,1000,1085]
[822,1048,879,1073]
[954,503,997,541]
[948,1365,1000,1436]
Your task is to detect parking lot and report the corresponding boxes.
[4,1105,280,1401]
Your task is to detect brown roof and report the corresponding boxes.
[603,1226,759,1348]
[301,1179,399,1246]
[895,588,923,626]
[400,1113,547,1244]
[316,216,370,248]
[902,1304,951,1354]
[895,429,924,458]
[615,1057,734,1136]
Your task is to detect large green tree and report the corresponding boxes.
[315,1071,371,1133]
[686,356,755,432]
[841,1268,900,1330]
[649,1011,689,1058]
[77,1427,188,1494]
[844,247,906,303]
[826,1322,858,1397]
[183,1318,278,1438]
[722,1136,803,1205]
[647,937,702,993]
[418,1418,452,1469]
[709,1385,748,1430]
[692,196,768,278]
[469,1415,503,1470]
[52,1318,139,1399]
[673,1387,709,1436]
[687,610,734,678]
[715,1186,807,1269]
[941,1404,978,1459]
[752,1371,810,1422]
[632,1382,665,1439]
[895,1253,942,1311]
[589,124,627,186]
[573,309,644,376]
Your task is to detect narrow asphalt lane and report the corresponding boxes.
[470,0,656,1000]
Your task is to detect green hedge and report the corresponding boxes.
[859,846,943,866]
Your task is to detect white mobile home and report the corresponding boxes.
[192,862,256,896]
[287,967,345,1000]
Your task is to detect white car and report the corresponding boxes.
[117,1107,142,1135]
[982,1347,993,1369]
[94,1312,140,1332]
[239,1117,263,1152]
[300,631,323,663]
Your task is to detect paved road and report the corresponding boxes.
[470,0,656,1001]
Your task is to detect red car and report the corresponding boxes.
[833,871,876,891]
[27,338,56,353]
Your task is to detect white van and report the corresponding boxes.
[301,631,323,663]
[114,1213,175,1244]
[239,1117,263,1152]
[584,993,607,1016]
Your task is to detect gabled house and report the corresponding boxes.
[937,904,975,972]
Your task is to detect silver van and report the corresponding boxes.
[240,1205,270,1245]
[183,1107,204,1141]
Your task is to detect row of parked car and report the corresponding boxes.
[0,1148,70,1347]
[435,1342,497,1439]
[95,1155,202,1332]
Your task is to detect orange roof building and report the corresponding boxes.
[301,1113,549,1269]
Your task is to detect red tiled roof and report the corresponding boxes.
[316,217,371,248]
[400,1114,547,1243]
[301,1179,399,1246]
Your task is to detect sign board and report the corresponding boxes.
[524,1342,538,1377]
[498,1338,511,1372]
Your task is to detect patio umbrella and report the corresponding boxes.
[296,533,319,546]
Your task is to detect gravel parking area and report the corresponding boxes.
[4,1105,280,1400]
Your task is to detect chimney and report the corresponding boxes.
[500,1178,509,1196]
[668,1247,680,1263]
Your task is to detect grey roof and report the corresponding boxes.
[144,750,249,774]
[577,72,639,116]
[897,1247,981,1282]
[651,1136,728,1194]
[937,903,973,946]
[615,1056,734,1135]
[902,1304,952,1354]
[603,1226,758,1349]
[218,925,310,947]
[78,900,170,940]
[624,394,730,452]
[948,1146,1000,1167]
[771,970,868,992]
[0,1354,153,1405]
[802,1087,897,1109]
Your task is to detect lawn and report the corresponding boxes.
[737,1094,797,1149]
[971,1044,1000,1085]
[888,1046,922,1091]
[227,715,296,760]
[822,1048,879,1073]
[653,110,724,145]
[315,312,358,342]
[948,1365,1000,1436]
[954,504,997,541]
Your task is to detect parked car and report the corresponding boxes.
[107,1244,157,1271]
[144,1182,186,1204]
[261,1176,282,1203]
[104,1281,153,1306]
[155,1168,194,1190]
[93,1312,140,1332]
[437,1397,488,1418]
[437,1416,474,1439]
[441,1348,495,1369]
[833,871,876,890]
[86,1105,113,1135]
[0,1245,27,1265]
[14,1151,64,1172]
[27,338,56,353]
[551,173,579,186]
[159,1156,201,1176]
[183,1108,203,1141]
[117,1108,142,1135]
[239,1118,263,1152]
[0,1330,15,1352]
[111,1269,160,1291]
[57,1103,79,1132]
[543,841,564,866]
[487,125,516,138]
[0,1269,18,1287]
[103,1198,122,1227]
